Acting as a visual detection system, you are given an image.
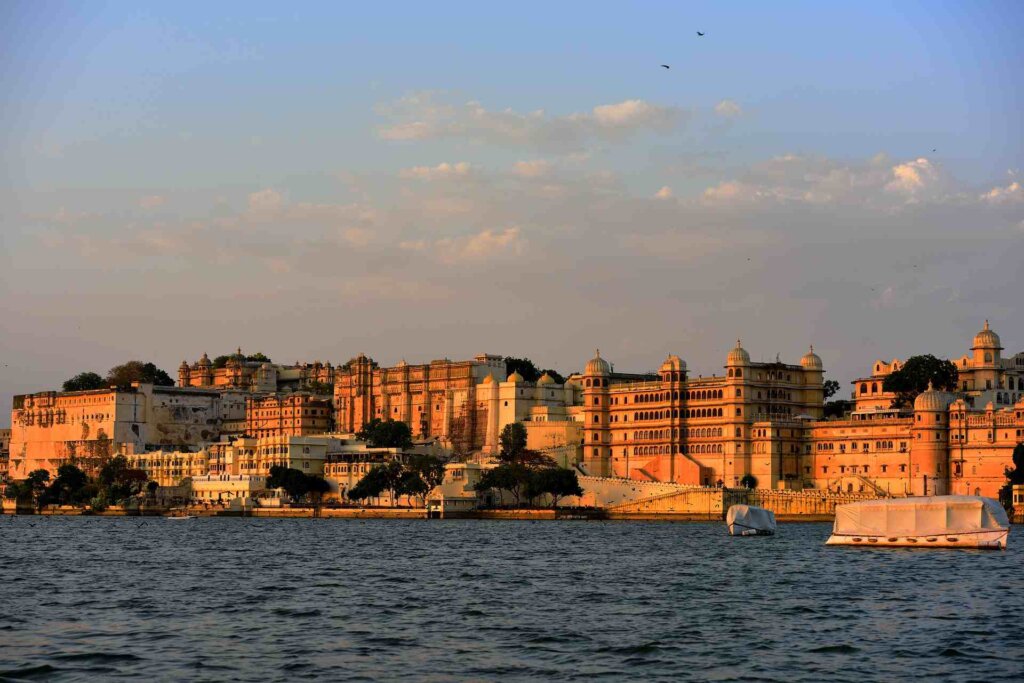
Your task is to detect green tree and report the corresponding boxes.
[739,474,758,490]
[347,460,404,503]
[999,444,1024,513]
[823,379,841,400]
[503,357,541,382]
[106,361,174,388]
[26,469,51,511]
[267,465,313,502]
[305,381,334,396]
[474,464,529,506]
[356,419,413,449]
[246,352,271,363]
[212,355,231,369]
[63,372,106,392]
[98,455,148,502]
[882,355,959,409]
[44,464,89,505]
[823,399,854,419]
[529,467,584,508]
[499,423,528,463]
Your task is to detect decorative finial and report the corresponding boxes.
[595,348,601,358]
[736,339,741,348]
[927,379,934,391]
[809,344,814,353]
[984,319,989,330]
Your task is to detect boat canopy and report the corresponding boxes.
[727,504,777,535]
[832,496,1008,537]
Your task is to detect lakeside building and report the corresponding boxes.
[580,323,1023,499]
[244,393,333,439]
[0,428,10,491]
[333,354,584,457]
[7,383,236,480]
[852,321,1024,412]
[178,350,334,394]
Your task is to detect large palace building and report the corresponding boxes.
[579,322,1023,499]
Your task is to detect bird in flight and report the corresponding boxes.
[696,31,705,36]
[661,64,670,69]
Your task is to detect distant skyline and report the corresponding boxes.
[2,1,1022,426]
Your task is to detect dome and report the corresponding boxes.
[972,320,1002,350]
[585,349,611,376]
[507,370,524,383]
[659,354,687,373]
[198,352,211,367]
[800,345,823,370]
[179,360,189,370]
[481,374,495,385]
[914,381,953,412]
[726,340,750,366]
[537,373,555,385]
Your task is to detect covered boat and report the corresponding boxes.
[726,504,777,536]
[826,496,1009,549]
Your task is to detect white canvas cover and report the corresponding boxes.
[832,496,1008,537]
[727,504,777,535]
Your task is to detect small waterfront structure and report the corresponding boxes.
[826,495,1009,549]
[726,504,776,536]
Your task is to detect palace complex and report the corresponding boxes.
[5,321,1023,504]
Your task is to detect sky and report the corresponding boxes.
[1,1,1023,426]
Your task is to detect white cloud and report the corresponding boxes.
[714,99,742,118]
[654,186,674,199]
[512,160,552,178]
[138,195,166,210]
[426,227,525,264]
[591,99,678,129]
[399,162,472,180]
[885,158,939,196]
[376,92,686,150]
[980,181,1022,204]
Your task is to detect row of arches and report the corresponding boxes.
[626,407,725,421]
[629,426,725,441]
[629,443,724,456]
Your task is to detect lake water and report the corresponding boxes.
[1,517,1023,682]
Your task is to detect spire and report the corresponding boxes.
[595,348,601,358]
[736,339,742,348]
[809,344,814,353]
[984,319,989,330]
[927,380,934,391]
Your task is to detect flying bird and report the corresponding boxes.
[696,31,705,36]
[661,64,670,69]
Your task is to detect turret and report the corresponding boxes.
[971,320,1003,390]
[911,381,953,496]
[582,350,611,477]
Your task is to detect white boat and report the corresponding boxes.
[826,496,1009,549]
[726,504,777,536]
[166,515,196,520]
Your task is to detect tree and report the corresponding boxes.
[499,423,528,463]
[823,400,854,419]
[305,475,331,506]
[999,444,1024,513]
[408,454,445,491]
[99,455,149,502]
[529,467,584,508]
[739,474,758,490]
[63,372,106,392]
[267,465,315,503]
[247,352,271,363]
[823,379,841,400]
[474,464,529,506]
[347,460,404,503]
[502,357,564,384]
[44,464,89,506]
[356,419,413,449]
[106,361,174,388]
[212,355,231,369]
[882,355,959,409]
[504,357,541,382]
[26,469,51,511]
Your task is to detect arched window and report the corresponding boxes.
[586,379,592,388]
[736,369,743,378]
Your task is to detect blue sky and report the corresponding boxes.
[1,1,1022,423]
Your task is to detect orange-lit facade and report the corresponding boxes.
[244,394,333,439]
